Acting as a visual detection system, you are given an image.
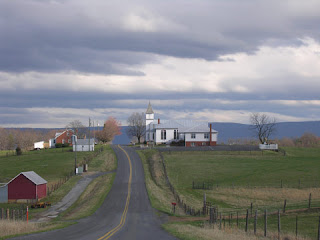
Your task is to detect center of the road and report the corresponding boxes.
[97,145,132,240]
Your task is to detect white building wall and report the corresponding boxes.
[211,133,218,142]
[185,133,209,142]
[49,139,55,148]
[155,129,179,144]
[73,144,95,152]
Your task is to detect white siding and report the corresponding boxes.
[212,133,218,142]
[73,144,94,152]
[155,129,179,144]
[185,133,209,142]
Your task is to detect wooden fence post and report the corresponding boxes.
[278,210,281,240]
[219,213,222,230]
[317,216,320,240]
[0,208,3,219]
[264,209,267,237]
[209,207,213,224]
[296,215,298,238]
[237,212,239,227]
[283,199,287,213]
[203,193,206,215]
[245,209,249,232]
[254,210,257,235]
[309,193,312,209]
[6,208,9,219]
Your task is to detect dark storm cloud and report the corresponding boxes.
[1,0,320,74]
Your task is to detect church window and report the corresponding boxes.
[174,130,179,140]
[191,133,196,139]
[161,130,166,140]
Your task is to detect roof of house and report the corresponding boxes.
[146,102,154,114]
[8,171,47,186]
[154,120,218,133]
[184,123,218,133]
[75,139,95,145]
[55,129,74,139]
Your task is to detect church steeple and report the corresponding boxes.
[145,101,155,142]
[146,101,154,114]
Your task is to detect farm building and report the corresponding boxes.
[6,171,47,203]
[73,138,95,152]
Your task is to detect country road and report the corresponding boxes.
[12,146,176,240]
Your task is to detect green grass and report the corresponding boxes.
[164,148,320,189]
[0,147,100,183]
[161,147,320,239]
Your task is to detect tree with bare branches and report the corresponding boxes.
[66,120,86,138]
[126,112,145,144]
[250,113,277,144]
[96,117,121,143]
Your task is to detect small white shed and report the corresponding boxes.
[73,139,95,152]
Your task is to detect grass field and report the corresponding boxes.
[0,147,101,184]
[160,147,320,239]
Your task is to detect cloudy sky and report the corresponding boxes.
[1,0,320,128]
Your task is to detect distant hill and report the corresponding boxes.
[212,121,320,143]
[114,121,320,145]
[10,121,320,145]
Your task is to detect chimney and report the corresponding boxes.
[158,118,160,124]
[209,123,212,145]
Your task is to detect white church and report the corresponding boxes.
[145,102,218,147]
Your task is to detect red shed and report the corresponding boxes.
[8,171,47,203]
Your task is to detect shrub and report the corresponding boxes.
[55,143,63,148]
[16,146,22,155]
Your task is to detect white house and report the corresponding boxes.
[145,102,218,147]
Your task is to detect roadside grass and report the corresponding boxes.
[0,220,75,240]
[89,145,117,172]
[163,221,309,240]
[138,150,184,215]
[59,173,115,220]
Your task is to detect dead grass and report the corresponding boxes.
[207,187,320,209]
[163,222,310,240]
[175,187,320,211]
[0,220,41,237]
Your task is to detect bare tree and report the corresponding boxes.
[96,117,121,143]
[250,113,277,144]
[66,120,86,138]
[126,112,145,144]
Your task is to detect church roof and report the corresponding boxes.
[146,102,154,114]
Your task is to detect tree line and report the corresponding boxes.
[0,128,57,151]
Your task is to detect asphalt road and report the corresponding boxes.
[12,146,176,240]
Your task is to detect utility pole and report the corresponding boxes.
[88,118,91,151]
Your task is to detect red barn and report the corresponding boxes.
[8,171,47,203]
